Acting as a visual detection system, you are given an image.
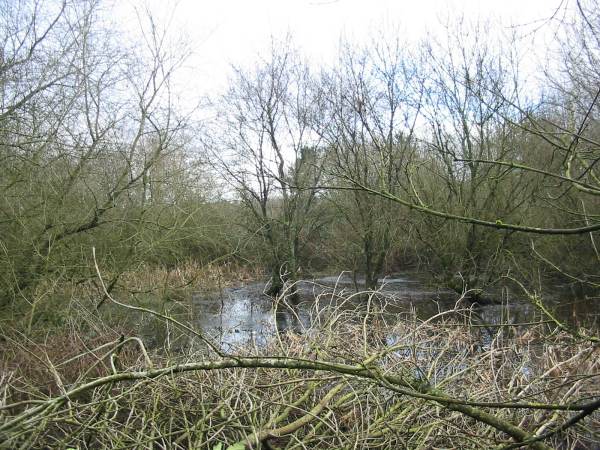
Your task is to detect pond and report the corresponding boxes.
[192,272,599,352]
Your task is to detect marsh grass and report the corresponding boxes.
[0,279,598,449]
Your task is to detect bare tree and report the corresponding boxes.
[209,41,325,296]
[318,38,422,290]
[0,0,195,314]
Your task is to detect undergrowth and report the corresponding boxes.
[0,278,598,449]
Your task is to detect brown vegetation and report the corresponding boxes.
[0,288,598,449]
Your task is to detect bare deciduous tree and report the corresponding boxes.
[0,0,196,315]
[208,41,325,296]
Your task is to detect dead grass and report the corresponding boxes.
[0,281,598,449]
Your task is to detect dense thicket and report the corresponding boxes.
[207,17,600,295]
[1,2,599,449]
[0,0,598,314]
[0,1,233,316]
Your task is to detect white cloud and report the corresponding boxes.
[112,0,565,104]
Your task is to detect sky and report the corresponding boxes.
[113,0,568,108]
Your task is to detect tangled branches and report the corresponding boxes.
[0,275,599,449]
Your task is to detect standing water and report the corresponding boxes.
[192,272,598,351]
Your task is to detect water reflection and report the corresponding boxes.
[191,273,599,351]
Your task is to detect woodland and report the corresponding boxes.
[0,0,599,448]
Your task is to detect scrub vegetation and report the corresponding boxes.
[0,0,598,448]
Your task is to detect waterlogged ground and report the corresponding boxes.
[191,272,598,351]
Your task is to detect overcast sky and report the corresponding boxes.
[114,0,566,106]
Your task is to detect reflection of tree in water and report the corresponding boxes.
[275,299,303,336]
[192,277,598,355]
